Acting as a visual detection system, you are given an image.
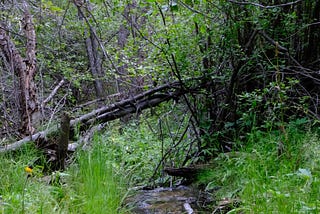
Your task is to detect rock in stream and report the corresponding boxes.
[125,186,203,214]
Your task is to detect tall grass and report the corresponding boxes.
[0,144,50,214]
[68,140,126,214]
[0,137,126,214]
[197,127,320,213]
[0,119,168,214]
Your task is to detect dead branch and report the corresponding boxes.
[42,79,65,107]
[259,31,302,66]
[0,80,194,153]
[74,92,122,110]
[70,81,181,127]
[228,0,302,9]
[0,129,52,152]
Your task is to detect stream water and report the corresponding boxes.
[125,185,210,214]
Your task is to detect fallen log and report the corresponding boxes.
[77,91,184,129]
[0,129,51,152]
[70,81,181,127]
[0,80,190,153]
[164,164,209,179]
[0,75,219,154]
[164,167,201,179]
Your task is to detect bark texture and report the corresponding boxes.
[0,3,38,135]
[57,112,70,170]
[74,0,105,98]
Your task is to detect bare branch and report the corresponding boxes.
[178,0,218,20]
[41,79,65,107]
[259,31,301,66]
[74,92,122,110]
[228,0,302,9]
[0,129,51,152]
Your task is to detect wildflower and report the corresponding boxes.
[24,166,33,174]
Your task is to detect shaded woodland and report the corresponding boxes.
[1,0,320,170]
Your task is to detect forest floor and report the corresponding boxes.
[0,120,320,213]
[195,125,320,213]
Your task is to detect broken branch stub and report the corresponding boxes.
[56,112,70,170]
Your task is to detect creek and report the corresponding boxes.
[125,185,212,213]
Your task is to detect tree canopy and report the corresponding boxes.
[0,0,319,160]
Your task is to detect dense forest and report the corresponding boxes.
[0,0,320,213]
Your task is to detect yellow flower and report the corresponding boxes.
[24,166,33,174]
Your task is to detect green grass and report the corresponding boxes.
[102,122,165,185]
[68,141,126,214]
[0,139,127,214]
[2,119,319,213]
[0,119,174,214]
[197,128,320,213]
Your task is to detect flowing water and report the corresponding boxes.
[125,185,210,214]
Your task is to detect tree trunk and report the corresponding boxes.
[0,2,39,136]
[303,0,320,67]
[117,3,132,95]
[74,0,105,99]
[86,27,105,98]
[56,112,70,170]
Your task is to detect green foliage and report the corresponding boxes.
[1,0,320,212]
[41,0,63,14]
[0,144,40,195]
[237,78,306,132]
[0,105,195,212]
[197,128,320,213]
[0,139,126,213]
[67,141,126,213]
[0,145,58,213]
[101,120,168,184]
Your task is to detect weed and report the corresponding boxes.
[0,138,126,213]
[197,128,320,213]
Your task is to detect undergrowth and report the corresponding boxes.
[102,121,167,185]
[0,138,127,214]
[197,125,320,213]
[0,119,170,214]
[1,118,320,213]
[0,115,178,213]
